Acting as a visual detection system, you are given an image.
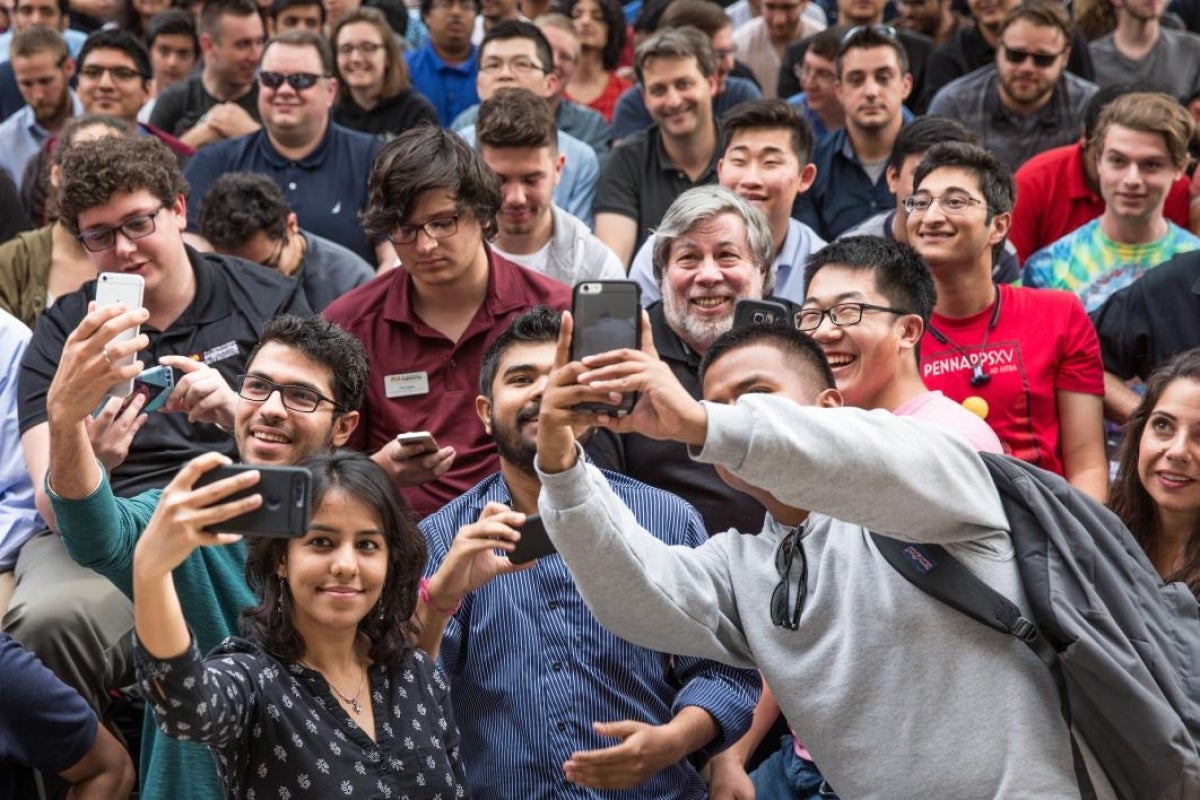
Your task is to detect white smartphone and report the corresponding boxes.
[94,272,145,398]
[396,431,438,454]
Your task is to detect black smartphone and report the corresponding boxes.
[733,299,789,329]
[193,465,312,538]
[507,514,555,565]
[571,280,641,415]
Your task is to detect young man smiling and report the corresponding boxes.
[0,26,80,191]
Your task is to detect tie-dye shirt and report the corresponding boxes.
[1022,220,1200,312]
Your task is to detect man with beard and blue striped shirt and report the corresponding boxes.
[415,307,760,797]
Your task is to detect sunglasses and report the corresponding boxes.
[1000,44,1064,68]
[770,525,808,630]
[259,71,325,90]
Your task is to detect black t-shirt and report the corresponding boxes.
[923,25,1094,108]
[18,248,311,497]
[149,74,261,138]
[333,88,439,140]
[592,125,720,256]
[585,301,771,536]
[778,29,934,114]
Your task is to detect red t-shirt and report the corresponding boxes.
[323,249,571,517]
[1010,142,1191,264]
[568,71,633,123]
[920,284,1103,477]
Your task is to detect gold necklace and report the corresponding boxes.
[299,659,367,715]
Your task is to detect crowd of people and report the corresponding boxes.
[1,0,1200,796]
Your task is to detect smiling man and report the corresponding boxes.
[0,26,80,191]
[183,29,385,265]
[12,135,309,800]
[928,0,1097,170]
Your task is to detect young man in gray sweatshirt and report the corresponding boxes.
[533,319,1116,799]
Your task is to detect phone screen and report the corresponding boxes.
[571,281,641,415]
[94,273,145,398]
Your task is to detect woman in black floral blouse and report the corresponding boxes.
[133,449,469,799]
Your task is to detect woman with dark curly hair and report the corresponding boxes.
[132,449,468,798]
[332,7,438,138]
[562,0,629,120]
[1110,349,1200,599]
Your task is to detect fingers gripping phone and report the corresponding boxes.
[94,272,145,398]
[92,364,177,418]
[396,431,439,454]
[507,514,556,564]
[571,280,641,416]
[194,465,312,538]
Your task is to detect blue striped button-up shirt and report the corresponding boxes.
[420,470,760,798]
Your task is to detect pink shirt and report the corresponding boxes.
[893,390,1004,454]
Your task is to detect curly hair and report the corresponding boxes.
[241,450,427,665]
[56,135,188,235]
[359,125,500,240]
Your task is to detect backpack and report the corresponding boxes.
[871,452,1200,800]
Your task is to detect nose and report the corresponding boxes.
[810,311,841,340]
[1164,430,1191,462]
[504,182,526,207]
[258,387,289,419]
[330,541,359,576]
[112,230,138,258]
[694,256,724,284]
[414,227,440,254]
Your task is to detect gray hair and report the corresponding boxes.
[651,185,776,293]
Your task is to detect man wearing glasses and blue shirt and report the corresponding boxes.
[12,134,310,800]
[533,316,1119,799]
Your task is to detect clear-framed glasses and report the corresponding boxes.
[387,214,460,245]
[902,192,987,215]
[795,302,912,332]
[76,206,166,252]
[235,374,341,413]
[479,57,545,74]
[771,526,808,630]
[336,41,383,56]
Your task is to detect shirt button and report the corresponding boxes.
[552,661,562,671]
[547,600,558,610]
[288,182,297,190]
[556,721,566,731]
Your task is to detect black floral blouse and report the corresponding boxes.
[134,634,469,799]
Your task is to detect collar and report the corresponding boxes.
[381,243,532,328]
[651,123,721,179]
[985,71,1068,128]
[774,219,806,280]
[1061,142,1099,202]
[256,120,335,168]
[422,42,477,73]
[16,91,84,138]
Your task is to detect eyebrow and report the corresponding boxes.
[309,524,386,536]
[246,370,325,394]
[803,290,869,305]
[501,363,541,379]
[731,374,773,395]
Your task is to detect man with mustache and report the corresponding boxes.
[406,0,480,124]
[415,306,759,798]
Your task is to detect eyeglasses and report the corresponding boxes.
[479,57,545,74]
[771,527,808,630]
[79,64,144,82]
[798,64,835,84]
[903,192,987,215]
[795,302,911,332]
[259,71,326,90]
[387,214,459,245]
[235,374,341,413]
[430,0,477,10]
[76,206,166,252]
[840,24,898,48]
[336,41,383,56]
[1000,44,1065,68]
[261,235,287,270]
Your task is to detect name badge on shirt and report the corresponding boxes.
[385,371,430,398]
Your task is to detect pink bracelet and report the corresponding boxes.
[419,578,462,616]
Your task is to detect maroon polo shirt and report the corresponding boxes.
[1010,142,1191,264]
[323,247,571,517]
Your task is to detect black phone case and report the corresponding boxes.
[508,515,556,564]
[194,465,312,538]
[733,299,790,330]
[571,281,641,416]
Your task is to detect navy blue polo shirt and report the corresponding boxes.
[406,42,479,126]
[793,127,896,242]
[184,122,383,263]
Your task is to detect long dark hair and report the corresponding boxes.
[1110,349,1200,597]
[241,450,427,663]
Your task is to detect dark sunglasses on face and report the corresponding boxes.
[1000,44,1063,68]
[259,71,325,90]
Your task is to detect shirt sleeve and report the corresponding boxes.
[558,140,597,228]
[1021,246,1054,287]
[417,516,468,675]
[0,319,41,569]
[1090,282,1152,381]
[0,633,98,775]
[134,633,258,749]
[17,296,80,435]
[1053,293,1105,395]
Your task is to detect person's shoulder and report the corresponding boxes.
[1060,70,1098,94]
[1136,247,1200,291]
[611,127,653,154]
[1016,142,1076,177]
[156,74,200,105]
[495,250,572,299]
[597,469,704,537]
[203,251,297,295]
[1006,282,1088,316]
[330,122,382,150]
[322,269,399,325]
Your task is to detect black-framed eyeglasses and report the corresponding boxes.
[387,214,459,245]
[795,302,912,332]
[261,235,287,270]
[771,526,808,630]
[840,24,898,48]
[78,64,145,82]
[76,206,167,252]
[1000,44,1065,68]
[479,57,546,74]
[259,71,326,90]
[235,374,342,413]
[903,192,987,215]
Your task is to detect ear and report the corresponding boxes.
[900,71,913,103]
[276,558,288,580]
[475,394,494,435]
[543,70,560,99]
[553,151,565,180]
[796,161,817,195]
[706,71,719,97]
[987,210,1012,248]
[63,57,75,81]
[816,387,843,408]
[285,211,300,236]
[199,31,216,56]
[895,313,923,352]
[885,164,899,194]
[172,193,187,231]
[326,75,338,108]
[331,410,360,446]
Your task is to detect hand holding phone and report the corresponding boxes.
[396,431,439,454]
[193,464,312,537]
[571,281,641,416]
[94,273,145,398]
[507,514,556,564]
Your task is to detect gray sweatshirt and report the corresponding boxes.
[538,396,1115,799]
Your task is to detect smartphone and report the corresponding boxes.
[733,299,789,329]
[571,280,641,415]
[507,514,555,564]
[396,431,438,454]
[193,465,312,538]
[92,364,177,418]
[94,272,145,398]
